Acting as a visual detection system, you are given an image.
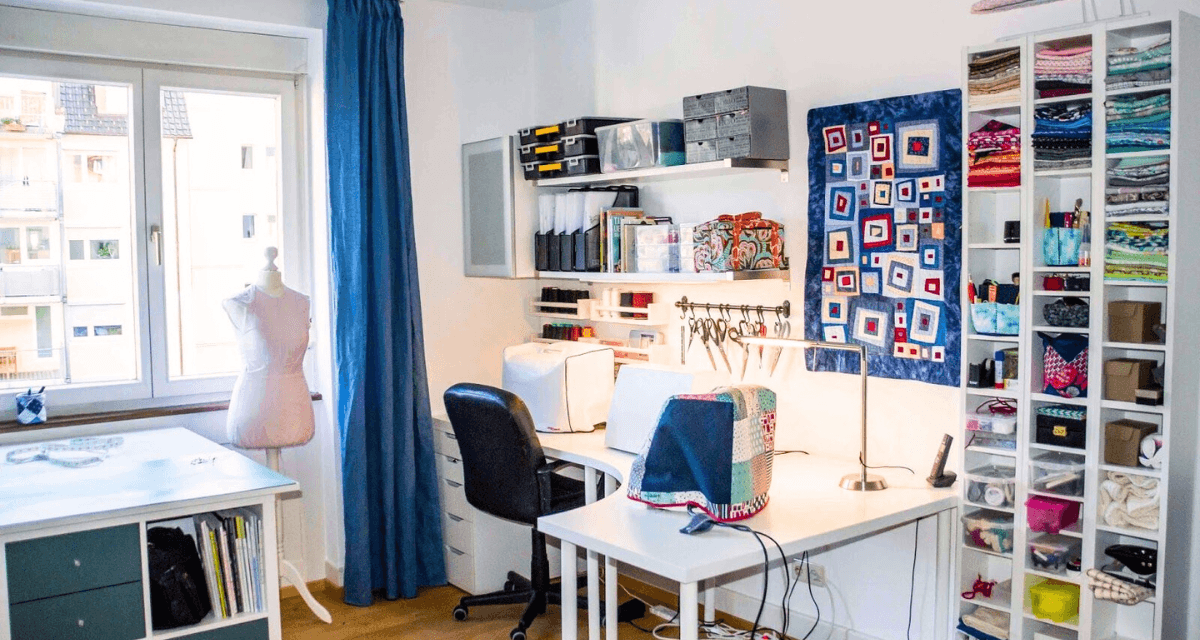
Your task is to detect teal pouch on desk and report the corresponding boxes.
[626,385,776,522]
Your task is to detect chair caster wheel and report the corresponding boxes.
[452,606,468,621]
[510,628,526,640]
[503,580,515,592]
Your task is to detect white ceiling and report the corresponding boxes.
[430,0,571,12]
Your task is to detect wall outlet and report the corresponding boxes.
[792,560,826,588]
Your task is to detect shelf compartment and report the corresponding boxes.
[1030,442,1087,456]
[1099,463,1161,478]
[1102,341,1166,352]
[1033,290,1091,297]
[528,299,587,320]
[968,101,1023,113]
[963,544,1013,560]
[1101,400,1164,414]
[967,387,1021,400]
[533,158,788,187]
[1035,93,1095,105]
[1034,168,1094,178]
[152,613,269,640]
[1031,325,1090,334]
[968,243,1021,249]
[966,445,1018,458]
[1031,393,1087,406]
[1025,567,1081,585]
[967,333,1021,343]
[1107,84,1171,97]
[1033,266,1091,273]
[1107,149,1172,160]
[537,269,789,284]
[589,302,669,326]
[1028,489,1084,503]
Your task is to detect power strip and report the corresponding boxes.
[650,604,677,620]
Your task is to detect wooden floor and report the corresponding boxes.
[281,585,656,640]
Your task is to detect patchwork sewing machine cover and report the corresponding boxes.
[805,90,962,386]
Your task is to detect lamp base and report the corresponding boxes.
[839,473,888,492]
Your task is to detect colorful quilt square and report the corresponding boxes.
[823,325,847,343]
[896,224,919,252]
[861,271,881,295]
[923,275,943,297]
[853,307,889,348]
[822,296,848,324]
[849,123,869,151]
[917,175,945,192]
[822,266,836,282]
[847,152,869,180]
[921,243,943,268]
[824,125,848,153]
[834,266,860,296]
[894,327,908,343]
[871,181,893,207]
[826,227,856,264]
[894,342,922,359]
[827,154,847,181]
[931,222,945,239]
[828,185,857,221]
[894,178,918,205]
[908,300,941,344]
[862,214,893,249]
[884,255,919,297]
[919,207,934,223]
[896,119,940,171]
[870,134,893,162]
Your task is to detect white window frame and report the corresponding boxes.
[0,52,306,411]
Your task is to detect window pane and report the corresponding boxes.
[0,76,139,388]
[161,89,282,379]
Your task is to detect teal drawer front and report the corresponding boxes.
[9,580,145,640]
[6,524,141,604]
[175,618,268,640]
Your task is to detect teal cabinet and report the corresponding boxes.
[6,524,141,604]
[176,619,268,640]
[9,581,144,640]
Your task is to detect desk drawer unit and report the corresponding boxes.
[436,452,465,485]
[171,619,268,640]
[433,427,462,459]
[9,580,144,640]
[6,524,141,604]
[441,512,473,555]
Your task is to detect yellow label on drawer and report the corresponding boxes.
[1054,425,1067,437]
[535,144,560,154]
[539,163,562,172]
[535,125,560,136]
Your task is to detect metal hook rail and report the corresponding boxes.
[675,296,790,319]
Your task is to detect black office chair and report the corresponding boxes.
[443,382,589,640]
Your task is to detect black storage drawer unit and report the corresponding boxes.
[561,117,636,138]
[561,135,598,158]
[9,580,145,640]
[1035,407,1087,450]
[561,155,600,176]
[518,124,563,145]
[7,524,141,604]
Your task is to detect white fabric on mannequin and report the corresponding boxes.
[223,284,315,449]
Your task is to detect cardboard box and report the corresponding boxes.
[1108,301,1162,343]
[1105,419,1159,467]
[1104,358,1158,403]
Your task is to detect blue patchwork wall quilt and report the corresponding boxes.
[805,90,962,387]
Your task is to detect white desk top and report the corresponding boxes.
[538,452,956,584]
[537,430,635,482]
[0,427,296,535]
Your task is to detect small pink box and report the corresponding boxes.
[1026,495,1081,535]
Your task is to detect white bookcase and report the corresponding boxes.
[959,12,1200,640]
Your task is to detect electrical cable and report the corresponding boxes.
[560,347,614,432]
[858,452,915,474]
[801,552,820,640]
[773,449,809,456]
[906,520,919,640]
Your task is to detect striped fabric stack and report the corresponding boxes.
[968,119,1022,187]
[1107,36,1172,90]
[1106,157,1169,218]
[970,49,1022,107]
[1105,221,1169,283]
[1033,102,1092,171]
[1035,44,1092,98]
[1106,92,1170,153]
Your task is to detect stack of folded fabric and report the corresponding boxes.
[1106,91,1170,152]
[957,606,1010,640]
[970,49,1021,106]
[1035,44,1092,98]
[1106,221,1169,283]
[1106,156,1169,218]
[968,120,1022,187]
[1033,102,1092,171]
[1107,36,1171,90]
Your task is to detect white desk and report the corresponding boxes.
[0,428,296,640]
[537,437,959,640]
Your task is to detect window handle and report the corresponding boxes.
[149,224,162,266]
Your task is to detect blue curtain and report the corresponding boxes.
[326,0,446,605]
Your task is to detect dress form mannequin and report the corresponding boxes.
[224,247,331,624]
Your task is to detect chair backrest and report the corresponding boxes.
[443,382,549,525]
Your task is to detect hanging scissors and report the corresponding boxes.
[736,307,755,379]
[680,301,690,365]
[755,307,768,368]
[713,307,733,373]
[766,310,791,376]
[697,307,719,371]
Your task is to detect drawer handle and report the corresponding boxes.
[77,620,85,628]
[448,514,464,523]
[445,432,457,440]
[447,457,460,465]
[446,480,462,488]
[73,559,81,568]
[448,546,465,556]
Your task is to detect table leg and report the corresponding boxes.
[679,581,699,640]
[703,579,716,624]
[604,474,618,640]
[562,541,578,640]
[584,468,600,640]
[935,508,956,640]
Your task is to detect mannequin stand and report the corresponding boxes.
[266,448,333,624]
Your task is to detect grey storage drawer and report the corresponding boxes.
[682,93,717,119]
[716,111,751,138]
[175,619,269,640]
[7,524,141,604]
[686,140,718,164]
[684,117,717,142]
[9,580,144,640]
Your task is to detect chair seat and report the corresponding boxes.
[548,473,586,515]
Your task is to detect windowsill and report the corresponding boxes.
[0,391,323,434]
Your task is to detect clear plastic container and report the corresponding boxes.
[962,509,1015,554]
[1030,451,1086,497]
[597,119,686,173]
[966,410,1018,435]
[968,431,1017,451]
[1028,534,1082,574]
[965,465,1018,509]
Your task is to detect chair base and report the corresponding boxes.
[453,571,590,640]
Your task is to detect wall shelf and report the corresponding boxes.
[536,269,789,284]
[533,158,789,188]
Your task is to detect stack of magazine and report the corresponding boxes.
[193,509,267,619]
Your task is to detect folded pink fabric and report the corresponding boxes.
[1038,45,1093,57]
[972,0,1068,14]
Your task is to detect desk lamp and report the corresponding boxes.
[732,335,887,492]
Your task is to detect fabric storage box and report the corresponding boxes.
[1029,580,1080,623]
[684,117,717,142]
[1030,451,1086,497]
[1026,495,1081,535]
[1104,358,1157,403]
[561,117,636,138]
[692,212,785,272]
[1039,333,1088,398]
[686,140,718,164]
[596,119,685,173]
[561,135,599,158]
[1105,419,1159,467]
[1029,534,1082,574]
[1035,405,1086,450]
[971,302,1020,336]
[965,465,1017,509]
[1043,298,1089,328]
[1042,227,1084,266]
[962,510,1015,554]
[965,409,1017,435]
[1108,301,1162,343]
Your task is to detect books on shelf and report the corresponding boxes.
[195,509,266,619]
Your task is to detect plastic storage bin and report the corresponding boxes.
[962,510,1015,554]
[596,119,686,173]
[968,431,1017,451]
[561,135,598,158]
[1030,451,1086,497]
[1028,534,1082,574]
[560,117,636,138]
[965,465,1017,509]
[965,410,1018,435]
[1028,580,1080,623]
[1026,495,1081,535]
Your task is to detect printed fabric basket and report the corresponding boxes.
[1043,227,1084,266]
[971,302,1020,335]
[693,212,783,272]
[1043,297,1089,328]
[626,385,776,521]
[1040,332,1089,398]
